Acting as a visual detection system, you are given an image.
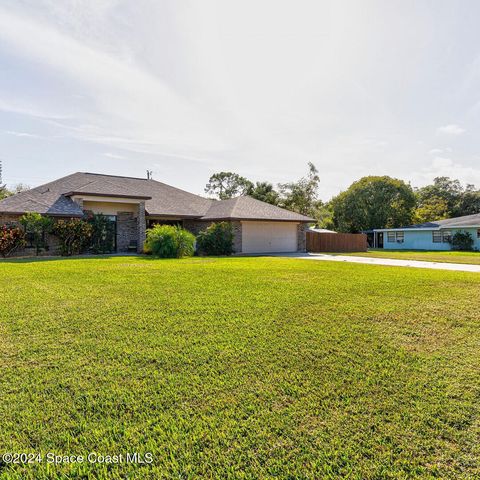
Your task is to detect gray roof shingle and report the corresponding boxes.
[202,196,314,222]
[0,172,313,222]
[400,213,480,229]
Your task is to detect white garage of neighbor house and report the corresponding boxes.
[0,172,314,256]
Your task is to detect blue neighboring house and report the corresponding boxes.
[373,213,480,250]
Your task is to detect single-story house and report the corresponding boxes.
[0,172,313,255]
[373,213,480,250]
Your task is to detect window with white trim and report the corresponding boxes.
[387,231,404,243]
[432,231,442,243]
[442,230,452,243]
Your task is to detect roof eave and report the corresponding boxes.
[200,216,313,222]
[64,191,152,200]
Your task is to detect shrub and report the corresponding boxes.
[52,219,93,256]
[144,225,195,258]
[196,222,234,256]
[449,231,474,251]
[87,214,116,253]
[19,212,53,255]
[0,225,26,257]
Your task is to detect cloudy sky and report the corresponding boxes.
[1,0,480,199]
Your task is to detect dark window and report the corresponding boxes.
[442,230,452,243]
[387,232,396,242]
[396,232,404,243]
[432,231,442,243]
[477,229,480,239]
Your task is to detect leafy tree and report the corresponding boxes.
[312,201,335,230]
[205,172,253,200]
[413,196,450,224]
[19,212,53,255]
[0,183,30,199]
[0,186,10,200]
[246,181,279,205]
[331,176,416,232]
[456,188,480,217]
[415,177,480,219]
[278,162,320,216]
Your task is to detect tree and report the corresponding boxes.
[246,181,280,205]
[205,172,253,200]
[412,196,450,224]
[414,177,480,219]
[0,185,10,200]
[331,176,416,233]
[312,201,335,230]
[0,183,30,200]
[278,162,320,216]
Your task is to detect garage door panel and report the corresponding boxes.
[241,221,298,253]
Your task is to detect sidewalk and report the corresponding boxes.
[275,253,480,273]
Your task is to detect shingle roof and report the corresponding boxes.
[404,213,480,229]
[0,172,313,222]
[201,196,314,222]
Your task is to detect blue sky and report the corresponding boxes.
[1,0,480,199]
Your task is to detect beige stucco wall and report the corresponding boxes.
[83,201,139,216]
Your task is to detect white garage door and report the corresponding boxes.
[241,221,298,253]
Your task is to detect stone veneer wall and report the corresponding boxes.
[183,219,242,254]
[137,202,146,253]
[116,212,138,253]
[297,223,307,252]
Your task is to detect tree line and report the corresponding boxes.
[204,165,480,233]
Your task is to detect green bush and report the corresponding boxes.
[449,231,474,251]
[0,225,26,257]
[19,212,53,255]
[144,225,195,258]
[52,219,93,256]
[196,222,234,256]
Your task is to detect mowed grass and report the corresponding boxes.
[340,249,480,265]
[1,256,480,479]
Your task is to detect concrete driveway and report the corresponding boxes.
[272,253,480,273]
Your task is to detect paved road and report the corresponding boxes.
[274,253,480,273]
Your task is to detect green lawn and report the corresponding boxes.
[1,256,480,479]
[340,249,480,265]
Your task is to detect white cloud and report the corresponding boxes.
[3,130,42,138]
[103,152,126,160]
[436,124,465,135]
[428,148,443,155]
[412,156,480,187]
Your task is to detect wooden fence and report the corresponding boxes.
[306,232,368,253]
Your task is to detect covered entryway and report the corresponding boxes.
[241,221,298,253]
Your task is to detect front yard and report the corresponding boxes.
[1,256,479,479]
[341,249,480,265]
